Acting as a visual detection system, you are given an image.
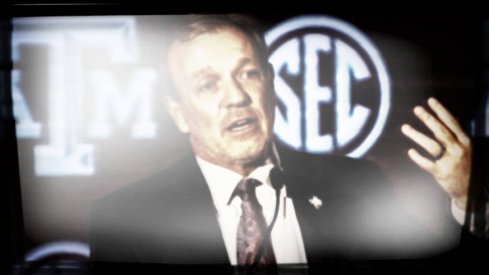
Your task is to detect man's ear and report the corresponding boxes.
[163,95,189,134]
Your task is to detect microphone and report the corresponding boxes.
[270,167,285,191]
[253,166,285,265]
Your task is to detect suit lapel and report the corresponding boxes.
[157,155,230,265]
[278,148,345,264]
[284,173,340,263]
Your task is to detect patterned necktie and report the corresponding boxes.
[232,178,276,266]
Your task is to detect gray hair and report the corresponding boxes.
[162,14,269,98]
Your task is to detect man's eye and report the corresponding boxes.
[198,80,218,92]
[241,69,261,80]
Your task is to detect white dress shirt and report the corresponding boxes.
[196,157,308,265]
[451,199,489,239]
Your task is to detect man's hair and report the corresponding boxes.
[162,14,269,98]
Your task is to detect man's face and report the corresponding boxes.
[166,27,275,173]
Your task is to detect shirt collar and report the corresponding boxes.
[196,157,274,207]
[195,143,281,209]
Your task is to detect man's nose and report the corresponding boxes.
[221,79,251,108]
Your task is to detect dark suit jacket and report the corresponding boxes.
[90,146,456,272]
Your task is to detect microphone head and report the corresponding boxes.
[270,167,285,191]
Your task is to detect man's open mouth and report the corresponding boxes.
[226,117,258,132]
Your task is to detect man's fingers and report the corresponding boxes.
[401,124,443,158]
[427,97,471,147]
[413,105,456,147]
[407,148,436,173]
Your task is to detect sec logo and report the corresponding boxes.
[266,15,390,157]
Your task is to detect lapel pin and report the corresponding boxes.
[308,195,323,210]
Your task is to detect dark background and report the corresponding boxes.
[2,3,489,274]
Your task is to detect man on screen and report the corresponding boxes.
[90,14,475,272]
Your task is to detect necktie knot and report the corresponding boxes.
[236,178,261,199]
[228,178,262,205]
